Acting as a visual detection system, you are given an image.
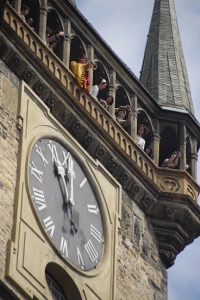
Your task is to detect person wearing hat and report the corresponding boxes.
[116,105,132,127]
[92,77,107,98]
[136,124,147,150]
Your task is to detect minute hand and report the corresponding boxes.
[57,161,69,205]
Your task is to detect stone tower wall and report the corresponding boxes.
[0,61,167,300]
[0,64,27,300]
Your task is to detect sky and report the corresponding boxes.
[75,0,200,299]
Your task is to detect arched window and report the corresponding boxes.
[45,263,82,300]
[93,61,109,100]
[159,126,177,167]
[46,272,67,300]
[21,0,40,33]
[115,86,131,133]
[47,8,64,59]
[137,110,153,148]
[70,35,86,63]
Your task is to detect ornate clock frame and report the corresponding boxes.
[6,82,121,300]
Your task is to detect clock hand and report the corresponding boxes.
[56,160,69,205]
[69,203,78,233]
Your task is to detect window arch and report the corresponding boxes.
[70,35,87,63]
[21,0,40,34]
[47,8,64,59]
[45,263,82,300]
[159,126,177,167]
[46,272,67,300]
[137,109,153,149]
[93,61,109,100]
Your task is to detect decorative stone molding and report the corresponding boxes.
[160,177,180,192]
[159,249,176,268]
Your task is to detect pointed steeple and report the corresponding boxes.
[140,0,194,115]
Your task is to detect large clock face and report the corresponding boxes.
[28,138,104,271]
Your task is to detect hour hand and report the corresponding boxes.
[56,161,69,205]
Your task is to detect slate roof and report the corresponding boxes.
[140,0,194,115]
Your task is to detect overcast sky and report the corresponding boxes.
[75,0,200,299]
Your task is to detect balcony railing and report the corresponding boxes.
[1,5,199,202]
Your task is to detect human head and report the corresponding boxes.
[78,53,87,64]
[145,146,153,158]
[97,77,107,90]
[117,109,126,119]
[27,18,33,26]
[137,125,146,137]
[21,5,30,16]
[46,26,52,37]
[106,95,113,106]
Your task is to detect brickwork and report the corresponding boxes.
[116,193,167,300]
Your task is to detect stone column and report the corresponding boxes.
[87,45,94,94]
[190,139,198,180]
[38,0,48,41]
[151,119,160,166]
[130,93,137,139]
[63,18,71,68]
[179,123,186,170]
[109,69,116,118]
[14,0,21,14]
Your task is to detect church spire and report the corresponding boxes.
[140,0,194,115]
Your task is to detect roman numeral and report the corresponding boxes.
[48,140,59,163]
[43,216,55,238]
[29,161,43,184]
[87,204,99,214]
[32,188,46,211]
[77,247,85,270]
[35,144,49,167]
[61,151,70,168]
[84,239,98,262]
[90,224,102,244]
[60,237,68,258]
[79,177,87,188]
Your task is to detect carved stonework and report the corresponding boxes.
[72,120,83,135]
[187,184,195,199]
[21,66,35,84]
[165,206,176,219]
[160,177,180,192]
[127,181,141,198]
[8,53,23,70]
[46,94,57,111]
[33,80,48,98]
[83,133,94,148]
[95,144,106,160]
[119,170,129,187]
[0,42,8,58]
[141,194,154,211]
[107,158,119,174]
[159,249,176,268]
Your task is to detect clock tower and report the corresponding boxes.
[0,0,200,299]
